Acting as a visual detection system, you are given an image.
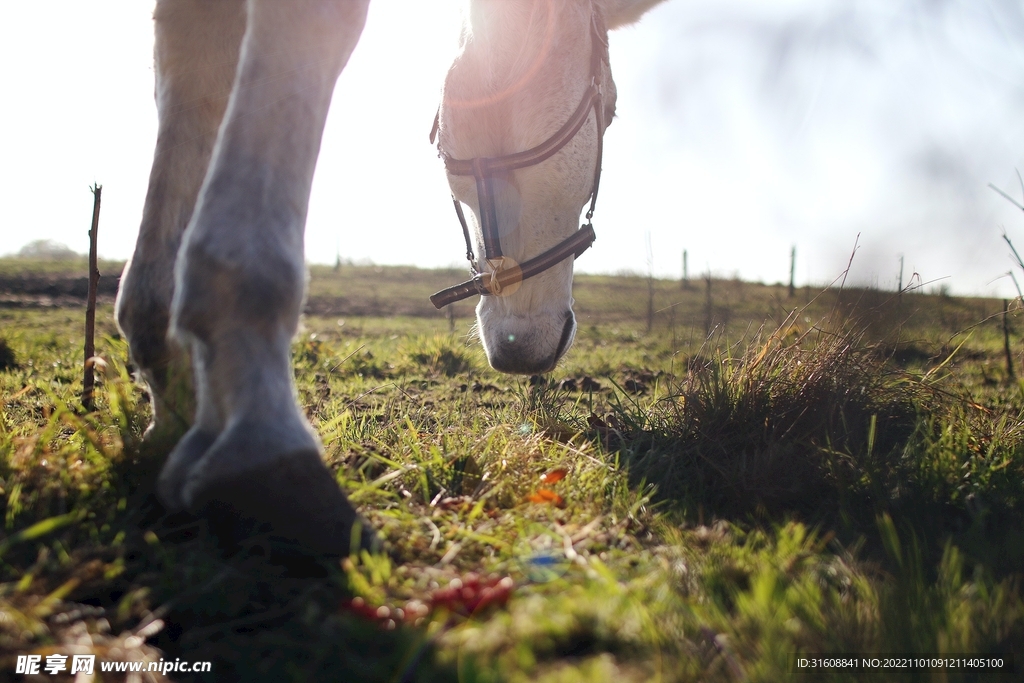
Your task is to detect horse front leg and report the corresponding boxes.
[116,0,246,449]
[166,0,374,554]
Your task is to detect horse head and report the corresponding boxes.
[434,0,660,374]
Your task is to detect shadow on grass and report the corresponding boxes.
[598,323,1024,575]
[578,323,1024,668]
[0,401,457,681]
[94,448,461,682]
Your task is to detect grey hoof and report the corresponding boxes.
[184,447,379,556]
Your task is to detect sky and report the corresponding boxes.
[2,0,1024,296]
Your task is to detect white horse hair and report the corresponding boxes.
[115,0,667,554]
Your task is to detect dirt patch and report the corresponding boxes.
[0,273,119,309]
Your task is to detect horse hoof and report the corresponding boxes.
[156,426,217,511]
[183,447,378,556]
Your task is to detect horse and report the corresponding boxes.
[114,0,667,555]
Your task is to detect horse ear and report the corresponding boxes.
[597,0,668,29]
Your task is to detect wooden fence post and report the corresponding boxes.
[83,184,102,411]
[898,255,904,298]
[646,233,655,334]
[1003,299,1015,381]
[704,272,713,337]
[788,246,796,298]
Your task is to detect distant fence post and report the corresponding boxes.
[788,246,796,298]
[682,249,689,289]
[1004,299,1015,381]
[646,233,655,334]
[83,184,102,411]
[703,271,713,337]
[898,255,904,303]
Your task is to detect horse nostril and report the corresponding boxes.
[551,312,575,366]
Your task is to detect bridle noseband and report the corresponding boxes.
[429,12,610,309]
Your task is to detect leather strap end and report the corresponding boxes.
[430,275,487,309]
[571,223,596,258]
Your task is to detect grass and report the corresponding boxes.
[1,261,1024,681]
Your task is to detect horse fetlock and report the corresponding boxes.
[154,329,288,512]
[117,260,196,443]
[177,322,297,441]
[135,343,195,439]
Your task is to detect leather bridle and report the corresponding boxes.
[429,11,610,309]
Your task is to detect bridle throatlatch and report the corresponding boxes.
[428,12,610,310]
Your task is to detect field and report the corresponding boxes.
[1,258,1023,681]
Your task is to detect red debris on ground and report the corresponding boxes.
[428,574,514,616]
[340,574,514,627]
[539,467,568,484]
[526,488,565,507]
